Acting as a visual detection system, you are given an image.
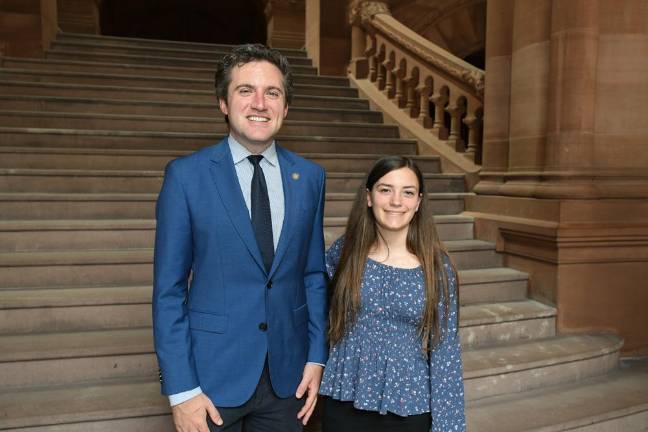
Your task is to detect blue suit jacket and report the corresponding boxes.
[152,138,328,407]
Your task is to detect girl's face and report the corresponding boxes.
[367,167,422,235]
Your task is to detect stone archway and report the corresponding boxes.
[99,0,267,45]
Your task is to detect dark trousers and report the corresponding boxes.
[321,396,430,432]
[207,363,303,432]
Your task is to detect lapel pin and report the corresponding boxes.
[292,172,300,181]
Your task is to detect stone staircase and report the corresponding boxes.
[0,32,646,431]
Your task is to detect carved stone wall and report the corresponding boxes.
[470,0,648,355]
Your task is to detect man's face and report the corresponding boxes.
[219,60,289,153]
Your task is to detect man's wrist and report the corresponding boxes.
[169,386,203,406]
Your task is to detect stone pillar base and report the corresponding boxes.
[465,194,648,355]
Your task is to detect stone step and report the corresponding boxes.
[0,56,347,85]
[0,331,622,417]
[0,147,440,172]
[46,50,319,75]
[0,67,358,97]
[0,127,415,154]
[0,285,152,333]
[459,267,529,304]
[49,40,313,65]
[0,192,468,221]
[1,286,553,347]
[0,168,464,194]
[0,215,472,253]
[0,68,355,99]
[0,110,397,137]
[0,80,368,109]
[464,334,623,401]
[466,358,648,431]
[0,297,553,374]
[0,95,383,123]
[0,377,171,430]
[0,328,156,390]
[0,237,485,288]
[57,31,308,57]
[459,300,556,348]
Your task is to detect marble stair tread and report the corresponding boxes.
[466,359,648,432]
[0,127,414,146]
[0,237,487,266]
[1,56,345,86]
[0,327,153,362]
[0,95,383,123]
[0,146,440,172]
[0,191,462,202]
[46,49,317,74]
[0,214,467,231]
[57,31,307,56]
[460,300,555,327]
[0,67,344,89]
[444,239,495,252]
[459,267,528,285]
[0,168,457,178]
[0,109,395,132]
[50,40,312,63]
[0,80,365,108]
[0,378,170,430]
[0,248,153,267]
[463,333,623,379]
[0,285,152,309]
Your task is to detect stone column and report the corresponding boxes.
[498,0,552,197]
[474,0,514,194]
[0,0,58,58]
[468,0,648,354]
[265,0,306,49]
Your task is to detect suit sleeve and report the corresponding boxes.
[303,167,329,365]
[152,161,200,395]
[429,260,466,431]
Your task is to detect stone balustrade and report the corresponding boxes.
[348,1,484,163]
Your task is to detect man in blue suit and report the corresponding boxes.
[153,44,328,432]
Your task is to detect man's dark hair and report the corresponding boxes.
[214,43,294,105]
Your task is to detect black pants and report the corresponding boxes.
[207,363,303,432]
[321,396,430,432]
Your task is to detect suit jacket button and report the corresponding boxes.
[267,280,272,289]
[258,322,268,331]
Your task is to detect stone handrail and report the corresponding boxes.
[348,1,484,164]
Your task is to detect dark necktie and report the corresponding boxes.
[247,155,274,272]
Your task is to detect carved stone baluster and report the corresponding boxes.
[394,67,405,108]
[463,108,483,161]
[376,56,385,90]
[416,83,432,128]
[382,57,394,98]
[446,99,466,151]
[430,91,448,138]
[368,53,378,83]
[405,79,417,117]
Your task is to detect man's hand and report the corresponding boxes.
[171,393,222,432]
[295,363,324,425]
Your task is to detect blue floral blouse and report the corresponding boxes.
[319,237,466,431]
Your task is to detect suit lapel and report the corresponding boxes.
[270,146,299,277]
[209,141,266,273]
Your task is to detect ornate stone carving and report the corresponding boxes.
[348,1,391,27]
[373,18,484,96]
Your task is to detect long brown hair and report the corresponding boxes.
[328,156,456,352]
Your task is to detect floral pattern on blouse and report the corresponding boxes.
[320,237,466,432]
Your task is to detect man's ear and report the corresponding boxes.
[218,98,229,116]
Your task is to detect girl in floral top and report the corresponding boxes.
[319,156,465,432]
